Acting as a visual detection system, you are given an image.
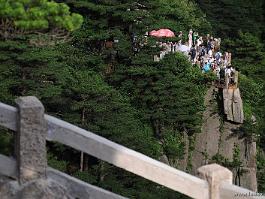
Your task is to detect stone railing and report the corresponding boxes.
[0,96,263,199]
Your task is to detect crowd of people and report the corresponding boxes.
[154,30,236,85]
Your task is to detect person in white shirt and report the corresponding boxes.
[188,29,193,48]
[208,49,213,57]
[224,52,229,67]
[225,67,232,77]
[216,66,221,80]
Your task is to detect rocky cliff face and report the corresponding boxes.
[176,86,257,191]
[223,88,244,124]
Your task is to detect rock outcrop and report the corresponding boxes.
[186,86,257,191]
[223,88,244,124]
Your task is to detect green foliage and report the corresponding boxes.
[73,169,98,184]
[232,144,242,168]
[0,129,13,156]
[163,131,185,160]
[240,74,263,108]
[196,0,264,38]
[257,147,265,192]
[211,144,242,169]
[223,32,265,78]
[0,0,83,32]
[0,0,212,193]
[3,0,265,197]
[110,53,209,139]
[47,153,68,172]
[65,69,162,157]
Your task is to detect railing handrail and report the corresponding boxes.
[0,103,209,198]
[0,100,263,199]
[0,102,17,131]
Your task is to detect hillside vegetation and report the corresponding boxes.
[0,0,264,198]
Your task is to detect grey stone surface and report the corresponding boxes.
[223,88,244,123]
[240,167,257,192]
[0,153,127,199]
[0,177,20,199]
[0,155,17,179]
[0,102,17,131]
[0,177,73,199]
[198,164,233,199]
[232,88,244,123]
[223,89,234,121]
[177,131,189,171]
[191,87,221,174]
[190,87,256,192]
[47,168,127,199]
[220,183,264,199]
[15,96,47,184]
[18,179,73,199]
[218,122,257,192]
[159,154,170,165]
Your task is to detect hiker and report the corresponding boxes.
[225,66,234,78]
[229,66,235,84]
[199,45,206,57]
[213,38,219,52]
[188,29,193,48]
[178,31,183,45]
[216,66,221,80]
[207,39,212,54]
[193,31,199,46]
[202,60,211,72]
[196,36,203,50]
[208,48,213,57]
[224,52,229,67]
[173,42,177,52]
[215,51,222,64]
[189,45,196,63]
[219,68,225,84]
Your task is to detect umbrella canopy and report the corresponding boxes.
[149,29,175,38]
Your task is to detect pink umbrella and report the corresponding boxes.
[149,29,175,38]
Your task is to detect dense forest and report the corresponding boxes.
[0,0,264,198]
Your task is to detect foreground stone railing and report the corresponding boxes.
[0,96,263,199]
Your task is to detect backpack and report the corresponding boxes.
[220,68,225,79]
[200,48,205,56]
[191,48,196,56]
[215,52,221,60]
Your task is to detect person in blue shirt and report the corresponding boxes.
[203,61,211,72]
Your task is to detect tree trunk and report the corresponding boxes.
[80,107,85,171]
[151,118,162,139]
[80,152,84,171]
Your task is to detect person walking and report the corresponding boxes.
[178,31,183,46]
[188,29,193,48]
[190,45,197,64]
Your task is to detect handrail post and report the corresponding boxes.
[15,96,47,184]
[198,164,233,199]
[225,73,229,89]
[234,71,239,88]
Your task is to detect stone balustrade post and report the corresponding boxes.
[15,96,47,184]
[225,73,229,89]
[198,164,233,199]
[234,71,239,88]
